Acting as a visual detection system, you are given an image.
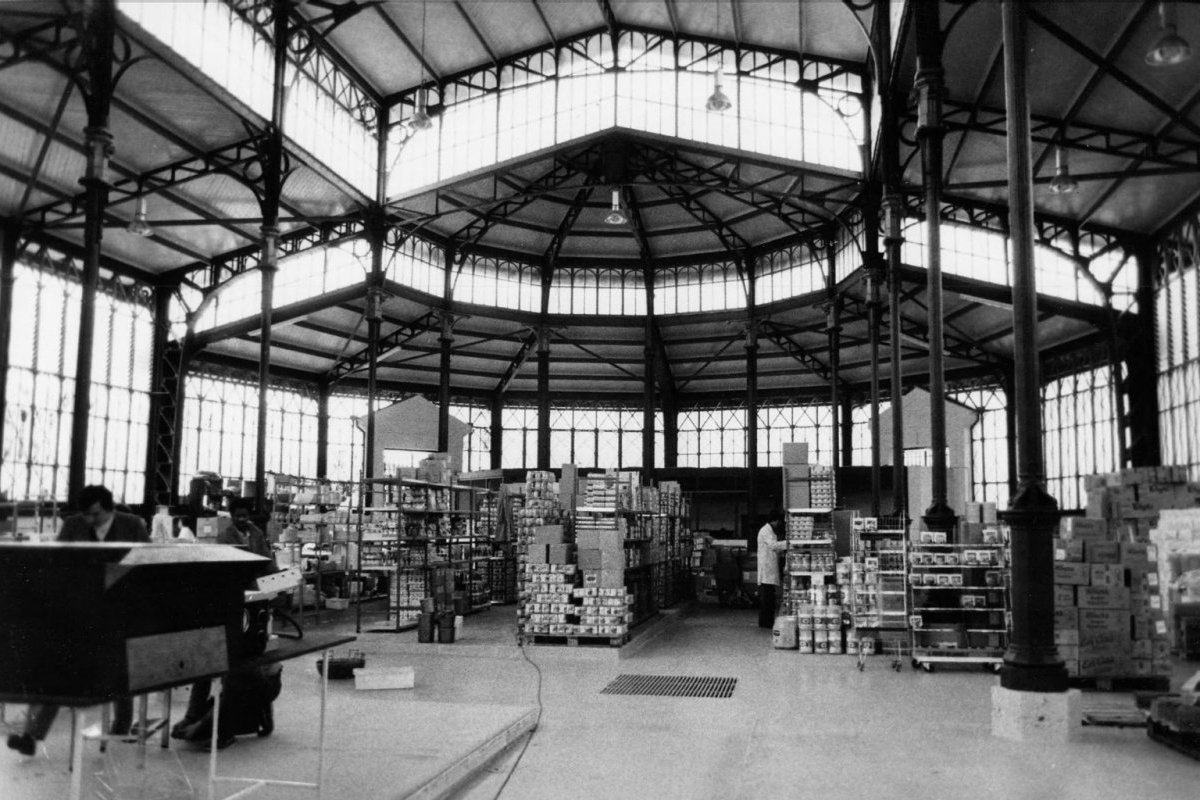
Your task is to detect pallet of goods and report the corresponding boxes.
[1053,467,1196,688]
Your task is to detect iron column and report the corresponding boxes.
[999,0,1067,693]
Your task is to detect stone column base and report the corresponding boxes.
[991,685,1082,742]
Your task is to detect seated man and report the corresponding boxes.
[7,485,149,757]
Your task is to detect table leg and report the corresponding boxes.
[207,678,223,800]
[69,708,86,800]
[317,648,330,800]
[137,693,149,769]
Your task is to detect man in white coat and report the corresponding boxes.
[757,513,788,628]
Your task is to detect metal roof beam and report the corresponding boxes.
[325,310,439,384]
[191,281,368,349]
[496,330,539,395]
[933,100,1200,170]
[1027,6,1200,141]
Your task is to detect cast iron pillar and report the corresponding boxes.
[316,380,329,479]
[914,0,955,534]
[254,233,278,512]
[365,287,384,483]
[144,285,173,508]
[536,326,551,470]
[841,395,854,468]
[884,197,906,518]
[0,221,17,472]
[1126,239,1161,467]
[867,266,884,517]
[878,0,906,519]
[746,322,759,520]
[252,0,290,515]
[642,268,656,478]
[437,312,453,453]
[998,0,1068,693]
[67,0,117,504]
[827,299,842,471]
[1105,295,1130,468]
[490,393,503,470]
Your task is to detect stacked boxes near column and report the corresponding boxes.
[1052,466,1196,681]
[1151,510,1200,658]
[516,471,568,637]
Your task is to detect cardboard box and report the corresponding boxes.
[1054,585,1076,607]
[1086,542,1121,564]
[582,569,625,589]
[1077,585,1131,609]
[532,525,566,546]
[547,543,576,564]
[1054,539,1085,562]
[1089,564,1125,587]
[782,443,809,465]
[576,529,623,554]
[1054,607,1078,631]
[981,503,999,524]
[963,502,983,524]
[1077,609,1130,636]
[1055,629,1080,646]
[1060,516,1110,542]
[526,544,549,565]
[1053,562,1091,585]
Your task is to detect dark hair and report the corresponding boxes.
[228,498,254,514]
[77,485,114,512]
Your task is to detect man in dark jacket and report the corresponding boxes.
[7,485,149,756]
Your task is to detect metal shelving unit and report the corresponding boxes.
[907,538,1010,671]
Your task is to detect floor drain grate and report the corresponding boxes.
[600,674,737,699]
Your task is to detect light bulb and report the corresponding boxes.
[1048,147,1077,195]
[605,189,628,226]
[706,70,732,113]
[127,195,152,236]
[410,91,433,132]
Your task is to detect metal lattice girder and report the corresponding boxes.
[496,329,539,394]
[26,134,265,227]
[325,310,439,384]
[0,14,82,75]
[170,216,368,291]
[442,155,593,248]
[759,319,850,389]
[933,99,1200,171]
[650,318,677,405]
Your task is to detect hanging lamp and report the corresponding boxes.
[605,188,628,226]
[410,0,434,131]
[1048,146,1078,195]
[1146,2,1192,66]
[705,0,732,113]
[127,194,152,236]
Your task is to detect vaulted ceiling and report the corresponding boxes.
[1,1,1196,404]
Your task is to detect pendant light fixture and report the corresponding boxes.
[410,0,433,131]
[1048,146,1078,195]
[1147,2,1192,66]
[127,191,152,236]
[706,0,732,113]
[605,188,628,226]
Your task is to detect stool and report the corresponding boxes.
[69,689,173,762]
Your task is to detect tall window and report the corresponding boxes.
[953,386,1010,509]
[448,401,492,473]
[1157,239,1200,477]
[498,403,658,470]
[678,406,746,468]
[390,31,865,197]
[1,262,152,503]
[850,403,890,467]
[179,373,318,488]
[500,406,539,470]
[327,393,367,482]
[756,403,834,466]
[1042,367,1120,510]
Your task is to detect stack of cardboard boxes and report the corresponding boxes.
[523,564,580,635]
[515,471,564,637]
[959,502,1001,543]
[576,510,626,590]
[1054,516,1172,680]
[1150,508,1200,654]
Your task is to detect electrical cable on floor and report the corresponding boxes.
[492,632,544,800]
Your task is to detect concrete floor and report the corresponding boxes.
[3,602,1199,799]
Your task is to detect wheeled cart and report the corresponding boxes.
[907,534,1011,672]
